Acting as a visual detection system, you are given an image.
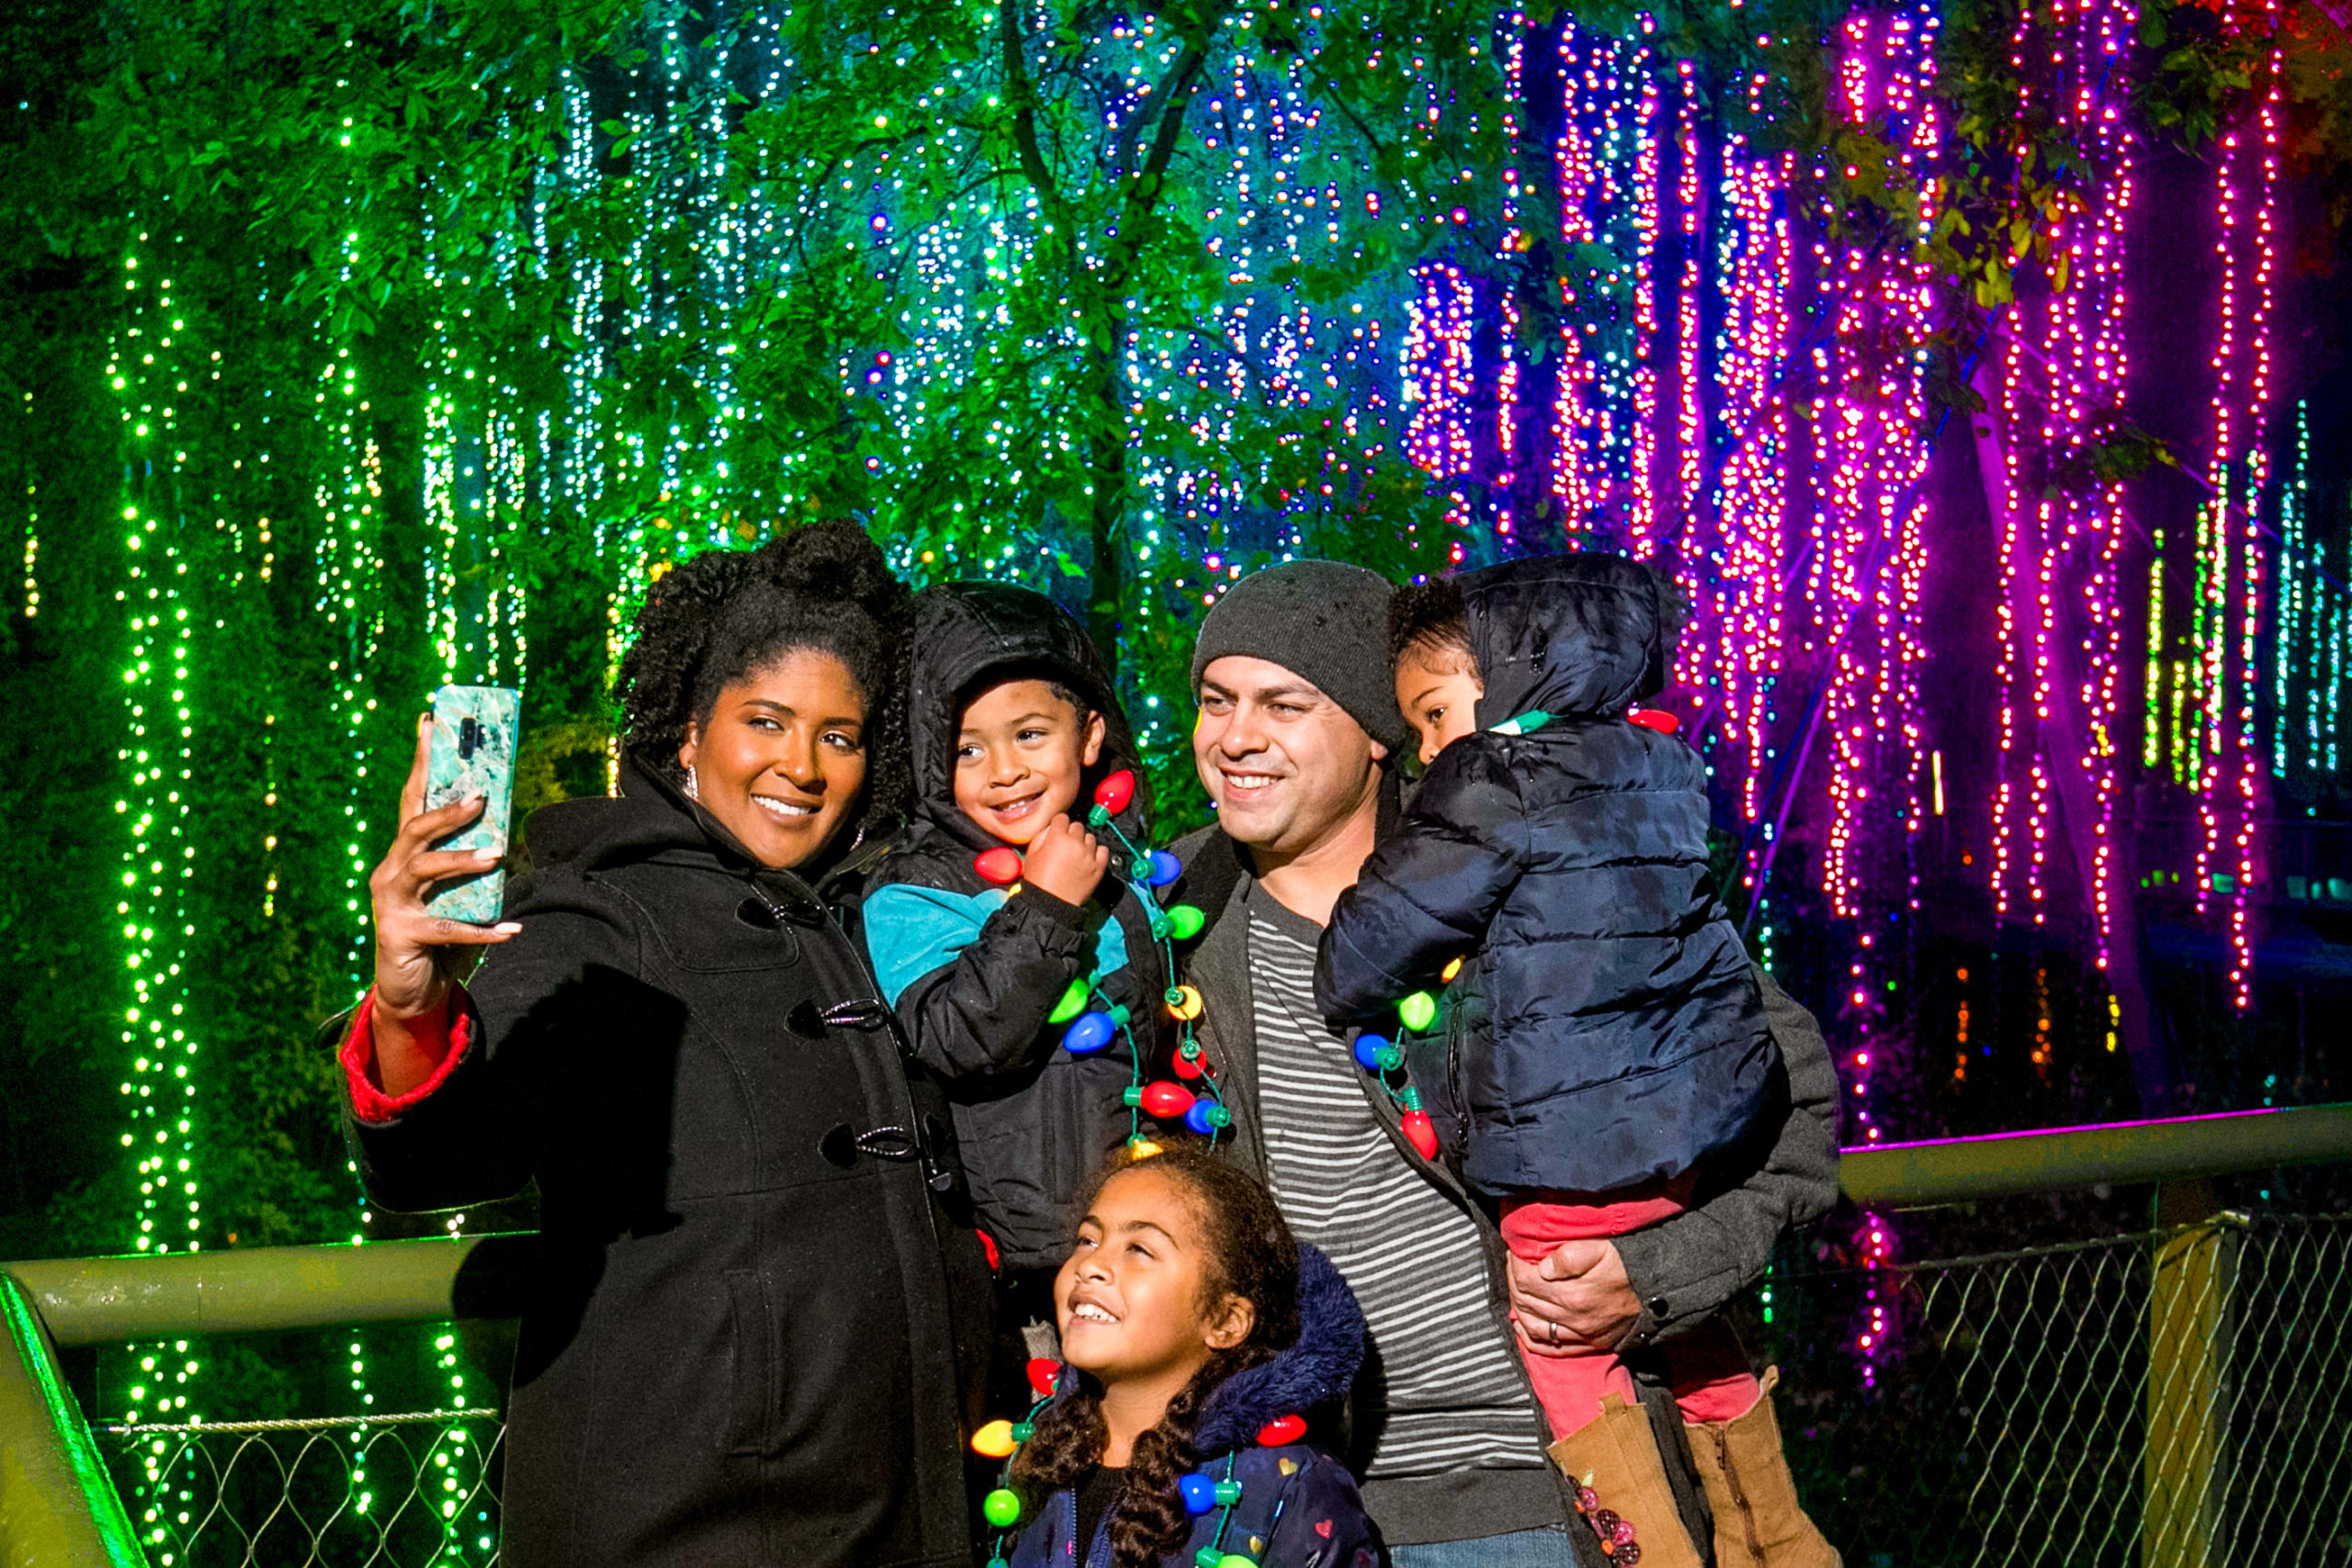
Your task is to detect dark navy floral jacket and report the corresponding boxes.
[1315,552,1781,1198]
[1001,1246,1380,1568]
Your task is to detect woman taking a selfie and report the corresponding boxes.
[335,523,988,1568]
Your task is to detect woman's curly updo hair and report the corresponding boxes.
[1011,1144,1302,1568]
[616,520,914,834]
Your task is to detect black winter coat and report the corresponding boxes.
[342,760,990,1568]
[863,581,1171,1270]
[1316,552,1779,1198]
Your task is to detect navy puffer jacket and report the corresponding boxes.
[1314,553,1778,1198]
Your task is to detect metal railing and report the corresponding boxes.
[5,1108,2349,1568]
[1758,1213,2352,1568]
[107,1410,503,1568]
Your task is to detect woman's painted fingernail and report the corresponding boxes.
[475,848,502,863]
[493,922,522,934]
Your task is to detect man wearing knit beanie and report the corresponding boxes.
[1177,555,1593,1561]
[1186,558,1414,759]
[1170,556,1843,1568]
[1179,559,1409,919]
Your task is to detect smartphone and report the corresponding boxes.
[423,685,522,925]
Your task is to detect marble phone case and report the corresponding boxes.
[423,685,521,925]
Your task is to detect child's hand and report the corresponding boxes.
[1021,814,1111,907]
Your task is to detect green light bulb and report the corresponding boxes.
[1048,976,1092,1024]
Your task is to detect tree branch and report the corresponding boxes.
[1001,1,1064,220]
[1113,40,1209,251]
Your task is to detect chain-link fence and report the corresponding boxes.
[69,1215,2352,1568]
[1762,1212,2352,1568]
[99,1410,503,1568]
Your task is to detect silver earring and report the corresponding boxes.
[686,767,700,801]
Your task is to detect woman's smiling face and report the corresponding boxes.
[677,648,869,870]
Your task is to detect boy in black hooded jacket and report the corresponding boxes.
[1316,553,1834,1568]
[864,581,1182,1389]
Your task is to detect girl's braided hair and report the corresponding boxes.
[616,521,915,833]
[1011,1145,1302,1568]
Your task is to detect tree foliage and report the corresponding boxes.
[3,0,2346,1271]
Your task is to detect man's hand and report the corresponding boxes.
[1507,1238,1640,1358]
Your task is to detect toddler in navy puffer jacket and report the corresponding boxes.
[1316,553,1813,1566]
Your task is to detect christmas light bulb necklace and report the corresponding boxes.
[970,767,1230,1150]
[972,1356,1306,1567]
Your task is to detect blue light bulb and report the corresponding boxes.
[1184,1100,1230,1134]
[1063,1011,1116,1056]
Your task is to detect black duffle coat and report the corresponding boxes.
[340,758,990,1568]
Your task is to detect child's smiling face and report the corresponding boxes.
[1056,1164,1252,1389]
[1395,644,1485,768]
[952,677,1106,845]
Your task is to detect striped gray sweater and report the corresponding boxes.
[1243,890,1547,1481]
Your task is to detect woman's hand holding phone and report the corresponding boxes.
[366,715,521,1097]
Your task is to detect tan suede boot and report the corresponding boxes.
[1545,1392,1707,1568]
[1685,1369,1840,1568]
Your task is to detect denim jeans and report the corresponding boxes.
[1388,1525,1584,1568]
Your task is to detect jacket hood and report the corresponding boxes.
[904,581,1149,852]
[1460,553,1689,728]
[1193,1242,1365,1455]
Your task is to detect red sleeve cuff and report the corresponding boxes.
[342,990,471,1124]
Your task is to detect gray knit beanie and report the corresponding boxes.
[1188,558,1410,753]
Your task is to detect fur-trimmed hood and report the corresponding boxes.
[1194,1243,1364,1455]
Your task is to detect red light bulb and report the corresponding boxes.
[974,847,1023,886]
[1026,1358,1061,1399]
[1093,769,1136,815]
[1256,1415,1307,1447]
[1138,1081,1195,1119]
[1400,1110,1439,1161]
[1627,706,1679,736]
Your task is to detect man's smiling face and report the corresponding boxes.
[1193,655,1385,859]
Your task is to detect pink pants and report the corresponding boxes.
[1500,1179,1761,1439]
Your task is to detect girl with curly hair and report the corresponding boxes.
[333,521,990,1568]
[993,1145,1378,1568]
